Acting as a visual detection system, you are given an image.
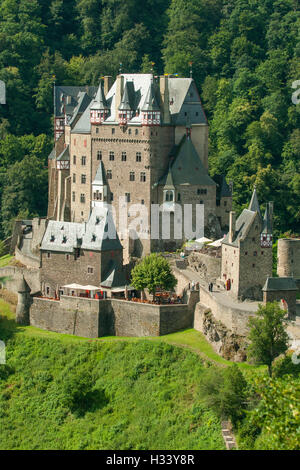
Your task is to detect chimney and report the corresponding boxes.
[104,76,113,96]
[160,75,171,124]
[115,75,124,121]
[229,211,236,244]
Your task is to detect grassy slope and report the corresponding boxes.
[0,298,265,450]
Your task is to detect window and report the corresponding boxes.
[81,156,86,166]
[80,193,85,203]
[107,170,112,179]
[81,174,86,184]
[73,155,76,165]
[73,174,76,183]
[245,251,248,255]
[197,189,207,195]
[135,129,138,135]
[130,172,135,181]
[252,264,255,268]
[72,192,75,202]
[47,252,51,259]
[122,152,127,162]
[177,193,181,202]
[125,193,130,202]
[136,152,142,162]
[46,286,50,296]
[97,150,102,161]
[253,251,257,256]
[112,128,115,135]
[110,193,114,201]
[109,151,114,161]
[200,200,203,204]
[141,199,144,205]
[96,127,99,134]
[128,129,132,135]
[66,254,70,260]
[88,267,94,274]
[224,201,227,207]
[94,191,102,201]
[140,172,146,182]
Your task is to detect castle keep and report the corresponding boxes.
[48,74,231,260]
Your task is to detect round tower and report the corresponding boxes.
[277,238,300,278]
[16,275,31,325]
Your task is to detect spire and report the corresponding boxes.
[142,83,160,112]
[164,164,175,189]
[248,186,261,216]
[220,176,232,198]
[262,202,273,234]
[118,82,133,111]
[92,161,106,186]
[91,82,108,110]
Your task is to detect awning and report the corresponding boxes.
[62,283,101,291]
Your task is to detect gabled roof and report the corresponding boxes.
[248,187,261,217]
[57,145,70,161]
[222,209,257,247]
[41,207,122,253]
[68,91,93,126]
[92,161,106,186]
[54,86,97,118]
[262,277,297,292]
[159,135,215,187]
[141,83,160,111]
[90,82,108,110]
[168,79,207,125]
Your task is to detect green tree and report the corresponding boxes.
[131,253,177,300]
[247,302,289,376]
[199,364,248,425]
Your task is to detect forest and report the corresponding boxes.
[0,0,299,238]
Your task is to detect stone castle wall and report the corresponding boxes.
[0,266,41,294]
[29,293,197,338]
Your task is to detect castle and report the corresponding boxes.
[1,74,299,360]
[48,74,232,260]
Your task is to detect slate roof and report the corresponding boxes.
[68,91,93,126]
[220,176,232,198]
[90,82,108,110]
[57,145,70,161]
[41,207,122,253]
[48,148,56,160]
[71,74,207,126]
[248,187,261,217]
[158,135,216,187]
[92,161,106,186]
[100,261,127,288]
[141,83,161,111]
[55,86,97,118]
[262,277,298,292]
[262,203,273,234]
[72,101,92,134]
[222,209,257,247]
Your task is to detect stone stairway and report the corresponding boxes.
[221,421,237,450]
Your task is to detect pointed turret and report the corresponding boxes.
[248,186,261,216]
[92,161,108,207]
[141,82,161,126]
[261,202,273,248]
[90,82,109,124]
[118,82,134,125]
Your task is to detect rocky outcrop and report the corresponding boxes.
[198,307,248,362]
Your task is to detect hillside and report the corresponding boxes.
[0,301,225,450]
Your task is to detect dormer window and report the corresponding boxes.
[92,234,96,242]
[50,235,55,242]
[62,236,67,244]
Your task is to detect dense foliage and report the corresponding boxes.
[0,335,225,450]
[247,302,289,376]
[0,0,299,237]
